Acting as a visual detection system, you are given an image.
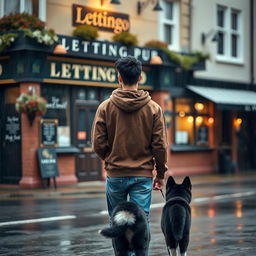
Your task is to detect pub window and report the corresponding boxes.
[101,88,113,101]
[0,0,46,21]
[159,0,180,51]
[41,85,71,147]
[87,88,99,101]
[174,98,212,146]
[216,5,242,62]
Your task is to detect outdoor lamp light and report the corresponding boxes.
[101,0,121,5]
[196,116,203,125]
[137,0,163,15]
[150,55,163,64]
[207,117,214,125]
[194,102,205,112]
[179,111,186,117]
[234,118,242,131]
[53,44,67,54]
[187,116,194,123]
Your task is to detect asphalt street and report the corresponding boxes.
[0,176,256,256]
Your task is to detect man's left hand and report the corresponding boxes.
[153,177,164,190]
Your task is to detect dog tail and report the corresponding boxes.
[99,210,136,238]
[99,225,126,238]
[170,205,186,241]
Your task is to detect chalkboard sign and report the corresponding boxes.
[38,148,59,179]
[40,119,58,147]
[5,115,21,143]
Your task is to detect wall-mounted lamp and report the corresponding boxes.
[101,0,121,5]
[207,117,214,125]
[53,44,67,54]
[194,102,205,112]
[234,117,242,131]
[28,86,36,96]
[150,55,163,64]
[201,29,219,45]
[137,0,163,15]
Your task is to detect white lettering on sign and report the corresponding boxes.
[245,105,256,112]
[59,37,159,63]
[41,159,57,164]
[47,97,67,110]
[0,64,3,76]
[5,116,20,143]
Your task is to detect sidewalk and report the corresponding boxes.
[1,172,256,199]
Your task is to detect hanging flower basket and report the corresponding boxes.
[15,93,47,126]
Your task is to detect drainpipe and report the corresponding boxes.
[188,0,192,51]
[250,0,255,89]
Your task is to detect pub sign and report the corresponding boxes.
[72,4,130,34]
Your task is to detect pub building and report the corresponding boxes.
[0,0,255,188]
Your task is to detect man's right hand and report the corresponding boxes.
[153,177,165,190]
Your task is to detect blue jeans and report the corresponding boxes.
[106,176,153,217]
[106,176,152,256]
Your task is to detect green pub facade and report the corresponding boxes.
[0,34,177,187]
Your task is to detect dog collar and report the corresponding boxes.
[165,196,190,208]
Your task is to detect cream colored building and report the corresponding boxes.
[45,0,191,51]
[191,0,252,84]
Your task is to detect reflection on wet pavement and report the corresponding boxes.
[0,182,256,255]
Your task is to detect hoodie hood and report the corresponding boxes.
[110,88,151,112]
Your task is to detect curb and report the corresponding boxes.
[0,174,256,199]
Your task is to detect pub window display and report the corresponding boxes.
[41,85,71,147]
[173,98,212,146]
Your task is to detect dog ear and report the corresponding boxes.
[182,176,192,190]
[167,176,176,187]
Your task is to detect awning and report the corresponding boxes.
[187,85,256,111]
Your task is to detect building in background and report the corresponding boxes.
[187,0,256,174]
[0,0,255,188]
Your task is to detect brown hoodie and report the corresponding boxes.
[92,88,168,179]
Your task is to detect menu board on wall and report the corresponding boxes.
[5,116,21,143]
[40,119,58,147]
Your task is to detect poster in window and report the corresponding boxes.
[58,126,71,146]
[197,125,209,145]
[40,119,58,147]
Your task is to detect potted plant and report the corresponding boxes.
[112,32,138,46]
[73,24,99,41]
[15,93,47,126]
[144,39,210,70]
[0,12,58,52]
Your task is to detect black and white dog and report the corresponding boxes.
[99,201,150,256]
[161,176,192,256]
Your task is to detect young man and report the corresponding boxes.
[92,55,168,218]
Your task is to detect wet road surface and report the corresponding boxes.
[0,178,256,255]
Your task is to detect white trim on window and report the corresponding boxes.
[0,0,4,17]
[0,0,46,20]
[216,5,243,64]
[20,0,25,12]
[159,0,180,51]
[39,0,46,22]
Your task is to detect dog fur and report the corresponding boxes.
[161,176,192,256]
[99,201,150,256]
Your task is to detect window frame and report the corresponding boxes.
[41,85,71,147]
[159,0,180,51]
[172,98,211,147]
[0,0,46,21]
[216,5,243,64]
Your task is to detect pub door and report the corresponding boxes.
[218,111,233,173]
[0,87,22,184]
[74,102,102,181]
[237,112,256,172]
